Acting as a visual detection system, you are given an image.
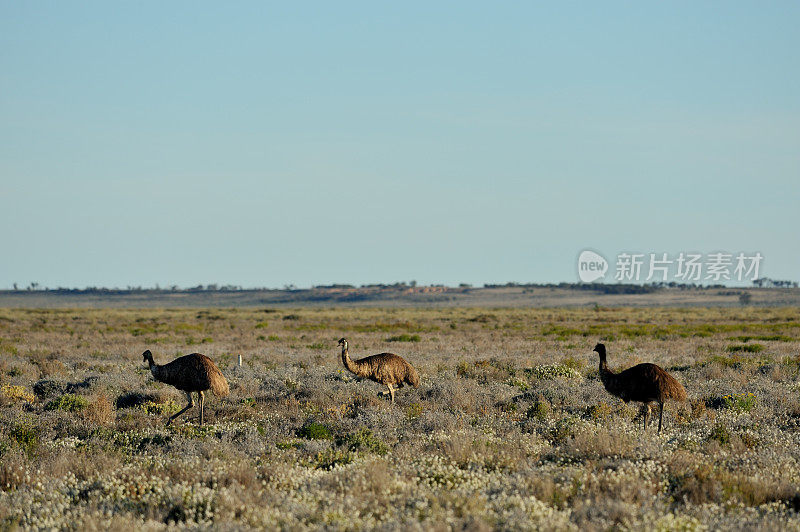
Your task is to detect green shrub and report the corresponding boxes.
[406,402,423,421]
[588,402,613,421]
[456,360,475,378]
[561,356,585,371]
[297,421,333,440]
[727,344,764,353]
[140,399,179,415]
[338,428,388,455]
[527,399,550,421]
[722,392,757,412]
[276,439,303,450]
[731,334,793,342]
[386,334,420,342]
[309,448,354,470]
[9,423,38,456]
[44,394,89,412]
[709,424,730,445]
[506,377,529,391]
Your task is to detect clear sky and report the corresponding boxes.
[1,2,798,288]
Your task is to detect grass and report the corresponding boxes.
[0,306,798,529]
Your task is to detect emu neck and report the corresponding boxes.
[147,358,161,381]
[598,354,619,395]
[342,346,359,375]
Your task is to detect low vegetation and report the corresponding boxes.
[0,306,798,529]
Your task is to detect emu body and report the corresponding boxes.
[338,338,419,402]
[142,350,229,425]
[593,343,686,432]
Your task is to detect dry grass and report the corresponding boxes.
[0,306,799,529]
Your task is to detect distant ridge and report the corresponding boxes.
[0,283,797,308]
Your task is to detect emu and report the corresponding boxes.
[338,338,419,403]
[593,343,686,433]
[142,350,229,425]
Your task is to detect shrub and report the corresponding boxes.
[732,334,793,342]
[115,391,161,409]
[406,402,423,421]
[527,399,550,421]
[506,377,529,391]
[297,421,333,440]
[87,393,115,424]
[141,399,180,415]
[456,360,475,379]
[276,439,303,450]
[727,344,765,353]
[33,379,67,399]
[9,423,38,456]
[309,448,354,470]
[44,394,89,412]
[588,402,613,421]
[386,334,420,342]
[1,384,35,403]
[561,356,585,371]
[722,392,757,412]
[338,428,388,455]
[709,424,731,445]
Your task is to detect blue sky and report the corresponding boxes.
[1,2,798,288]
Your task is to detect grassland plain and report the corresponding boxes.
[0,306,799,530]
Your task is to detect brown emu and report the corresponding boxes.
[593,343,686,432]
[142,350,229,425]
[338,338,419,403]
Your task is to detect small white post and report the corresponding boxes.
[238,353,242,367]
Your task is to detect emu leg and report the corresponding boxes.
[387,384,395,403]
[658,402,664,433]
[199,391,205,426]
[168,391,194,425]
[643,404,651,431]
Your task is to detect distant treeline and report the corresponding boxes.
[484,282,708,294]
[484,279,798,292]
[5,278,796,294]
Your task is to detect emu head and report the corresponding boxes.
[592,343,607,360]
[142,349,154,365]
[337,338,347,350]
